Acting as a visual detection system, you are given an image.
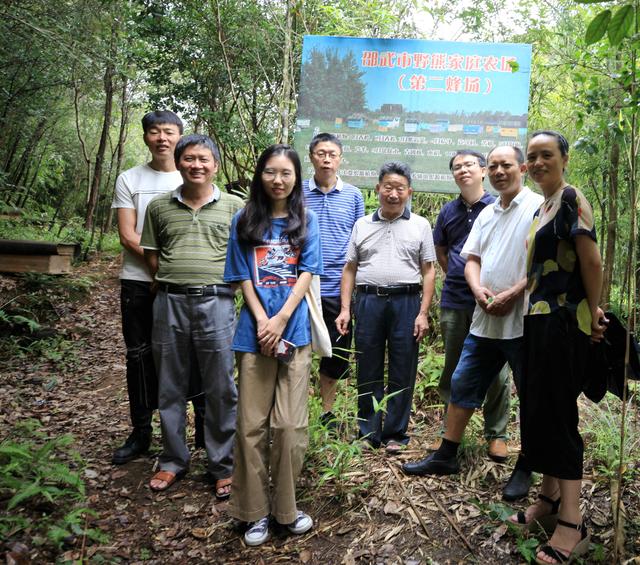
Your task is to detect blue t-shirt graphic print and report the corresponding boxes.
[224,211,323,352]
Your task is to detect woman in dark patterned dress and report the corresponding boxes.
[508,131,606,564]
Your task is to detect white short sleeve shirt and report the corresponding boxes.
[461,186,544,339]
[111,164,182,281]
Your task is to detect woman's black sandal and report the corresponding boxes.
[535,519,590,564]
[510,493,561,533]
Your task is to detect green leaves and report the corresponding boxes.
[585,4,636,46]
[608,5,635,45]
[585,9,611,44]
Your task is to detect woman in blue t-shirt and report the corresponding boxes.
[224,144,323,547]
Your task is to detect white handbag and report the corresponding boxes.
[304,275,333,358]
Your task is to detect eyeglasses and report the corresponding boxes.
[452,161,480,172]
[312,151,341,160]
[262,169,294,181]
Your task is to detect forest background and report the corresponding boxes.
[0,0,639,563]
[1,0,638,315]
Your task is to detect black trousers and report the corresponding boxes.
[120,280,204,435]
[520,309,589,480]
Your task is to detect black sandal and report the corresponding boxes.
[510,493,561,533]
[535,519,590,564]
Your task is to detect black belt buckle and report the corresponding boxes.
[186,286,205,296]
[376,286,390,296]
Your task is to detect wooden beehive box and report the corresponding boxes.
[0,239,80,274]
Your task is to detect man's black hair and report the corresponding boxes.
[378,161,412,185]
[309,132,343,153]
[486,145,525,165]
[174,134,220,166]
[142,110,184,135]
[448,150,486,171]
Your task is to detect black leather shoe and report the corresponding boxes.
[502,468,532,501]
[112,432,151,465]
[402,452,460,476]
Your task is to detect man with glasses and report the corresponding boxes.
[430,150,512,464]
[336,162,435,453]
[303,133,364,430]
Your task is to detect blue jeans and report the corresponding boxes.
[353,291,420,447]
[439,307,511,439]
[449,334,523,409]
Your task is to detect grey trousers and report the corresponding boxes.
[152,290,237,478]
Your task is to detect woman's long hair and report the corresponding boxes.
[236,144,306,247]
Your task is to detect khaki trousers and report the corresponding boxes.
[228,345,312,524]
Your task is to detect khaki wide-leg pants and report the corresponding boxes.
[228,345,312,524]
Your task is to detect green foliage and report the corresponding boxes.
[414,349,444,405]
[298,49,366,119]
[585,10,612,44]
[607,5,635,45]
[306,381,369,498]
[581,395,640,479]
[0,420,105,549]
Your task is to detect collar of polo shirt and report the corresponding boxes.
[373,207,411,222]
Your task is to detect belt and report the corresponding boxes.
[160,283,234,297]
[357,284,421,296]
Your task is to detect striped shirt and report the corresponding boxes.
[303,177,364,296]
[140,185,243,285]
[346,208,436,286]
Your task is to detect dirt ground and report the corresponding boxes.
[1,256,639,564]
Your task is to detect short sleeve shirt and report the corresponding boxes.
[346,208,436,286]
[525,185,596,335]
[433,192,495,309]
[111,164,182,281]
[140,186,243,285]
[303,177,364,297]
[461,187,544,339]
[224,210,324,352]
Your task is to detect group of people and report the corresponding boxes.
[111,110,604,563]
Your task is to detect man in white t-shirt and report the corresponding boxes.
[111,110,204,464]
[403,146,543,502]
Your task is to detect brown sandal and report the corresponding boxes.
[215,477,232,500]
[149,470,185,492]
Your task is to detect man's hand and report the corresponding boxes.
[485,288,517,316]
[336,310,351,336]
[413,312,429,342]
[472,286,495,312]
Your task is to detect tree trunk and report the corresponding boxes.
[84,32,116,229]
[602,139,619,307]
[279,0,293,144]
[103,77,129,233]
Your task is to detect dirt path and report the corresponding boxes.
[2,257,638,564]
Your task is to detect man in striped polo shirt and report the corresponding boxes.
[337,162,436,453]
[303,133,364,429]
[140,134,243,495]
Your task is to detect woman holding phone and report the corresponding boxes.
[224,144,322,546]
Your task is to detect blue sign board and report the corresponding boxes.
[295,35,532,193]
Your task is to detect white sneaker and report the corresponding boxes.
[244,516,270,546]
[286,511,313,535]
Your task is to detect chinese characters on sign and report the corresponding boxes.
[295,36,532,193]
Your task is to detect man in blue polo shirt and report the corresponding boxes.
[432,149,511,462]
[303,133,365,428]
